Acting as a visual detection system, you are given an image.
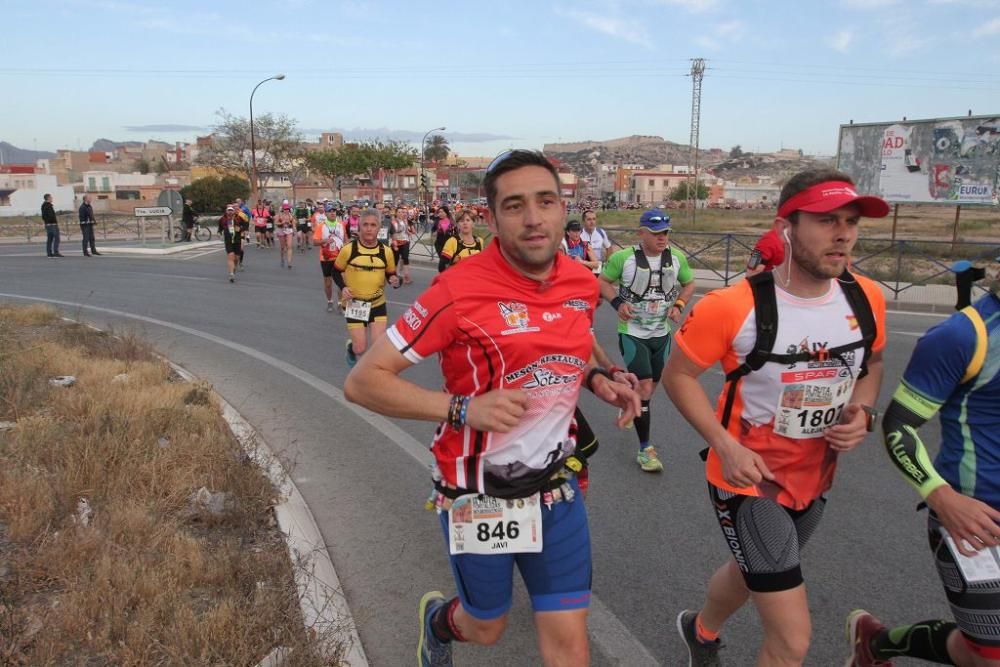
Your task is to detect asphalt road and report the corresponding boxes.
[0,240,952,666]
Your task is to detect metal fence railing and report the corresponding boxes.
[601,228,999,302]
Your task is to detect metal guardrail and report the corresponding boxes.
[601,228,999,301]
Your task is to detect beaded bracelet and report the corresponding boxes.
[448,394,470,430]
[674,298,687,310]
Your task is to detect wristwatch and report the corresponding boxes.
[860,404,879,432]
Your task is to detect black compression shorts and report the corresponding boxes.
[709,483,826,592]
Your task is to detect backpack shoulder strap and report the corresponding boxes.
[720,271,778,428]
[959,305,987,383]
[633,246,649,270]
[836,270,877,377]
[744,270,780,373]
[346,239,360,263]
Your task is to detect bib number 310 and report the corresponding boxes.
[448,493,542,555]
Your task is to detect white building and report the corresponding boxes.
[0,172,76,217]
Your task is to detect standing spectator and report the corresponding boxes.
[41,194,63,258]
[78,195,101,256]
[432,205,453,258]
[182,199,197,242]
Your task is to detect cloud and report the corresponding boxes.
[554,7,651,45]
[841,0,900,7]
[124,124,210,133]
[928,0,1000,5]
[974,16,1000,36]
[828,28,855,52]
[694,19,745,50]
[300,128,517,143]
[651,0,720,11]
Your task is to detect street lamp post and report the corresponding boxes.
[420,126,445,210]
[249,73,285,203]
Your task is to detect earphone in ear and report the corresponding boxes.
[783,228,790,243]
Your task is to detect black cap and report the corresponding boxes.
[566,220,582,231]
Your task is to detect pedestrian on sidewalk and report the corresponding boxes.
[41,194,63,258]
[78,195,101,256]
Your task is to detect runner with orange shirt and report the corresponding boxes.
[663,169,890,666]
[312,206,345,313]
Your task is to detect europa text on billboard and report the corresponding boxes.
[837,115,1000,205]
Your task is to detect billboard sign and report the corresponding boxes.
[838,115,1000,205]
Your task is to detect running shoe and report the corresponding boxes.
[417,591,453,667]
[327,302,335,313]
[845,609,893,667]
[637,445,664,472]
[677,610,722,667]
[229,273,235,283]
[345,340,357,368]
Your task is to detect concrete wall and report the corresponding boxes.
[0,174,76,216]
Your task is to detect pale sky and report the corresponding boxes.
[5,0,1000,159]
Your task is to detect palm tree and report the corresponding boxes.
[424,134,450,163]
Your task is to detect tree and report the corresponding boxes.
[134,158,151,174]
[363,140,418,199]
[303,145,373,197]
[180,175,250,214]
[423,134,449,162]
[196,108,303,192]
[669,180,709,201]
[729,145,743,159]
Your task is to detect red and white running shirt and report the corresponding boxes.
[387,242,599,498]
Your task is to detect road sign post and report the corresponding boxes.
[134,207,173,247]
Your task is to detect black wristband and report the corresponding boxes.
[610,296,626,310]
[585,366,612,392]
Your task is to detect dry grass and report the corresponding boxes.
[0,306,341,666]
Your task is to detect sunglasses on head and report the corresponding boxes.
[486,150,514,174]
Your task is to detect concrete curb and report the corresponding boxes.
[61,317,368,666]
[168,362,369,667]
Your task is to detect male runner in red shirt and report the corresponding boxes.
[345,150,639,667]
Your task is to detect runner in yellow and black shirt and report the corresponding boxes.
[333,210,399,367]
[438,209,486,272]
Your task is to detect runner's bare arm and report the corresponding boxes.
[824,350,883,452]
[669,280,697,322]
[664,348,774,487]
[597,274,618,303]
[591,338,639,390]
[344,335,527,432]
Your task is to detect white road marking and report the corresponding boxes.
[0,290,661,665]
[889,330,926,337]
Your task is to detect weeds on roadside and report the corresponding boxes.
[0,305,347,665]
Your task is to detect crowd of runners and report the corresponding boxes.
[214,152,999,667]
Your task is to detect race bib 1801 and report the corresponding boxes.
[774,377,855,439]
[448,493,542,555]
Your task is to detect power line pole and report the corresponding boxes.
[687,58,706,224]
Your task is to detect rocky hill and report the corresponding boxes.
[544,135,719,175]
[544,135,833,185]
[0,141,56,164]
[706,154,835,183]
[90,138,144,152]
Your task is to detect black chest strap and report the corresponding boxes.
[719,269,877,429]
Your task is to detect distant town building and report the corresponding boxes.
[0,165,75,216]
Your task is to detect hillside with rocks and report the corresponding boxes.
[544,135,834,185]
